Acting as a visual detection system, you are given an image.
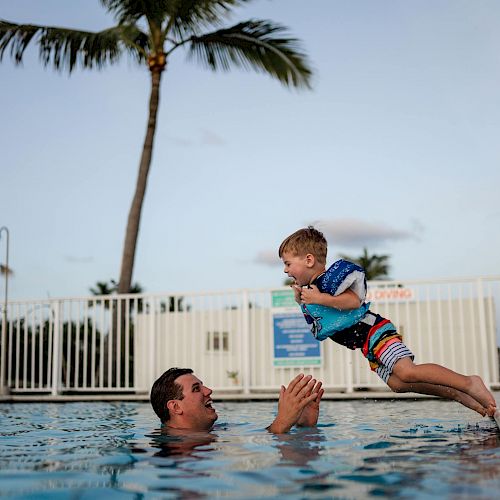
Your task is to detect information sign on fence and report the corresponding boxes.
[271,290,321,367]
[366,287,415,302]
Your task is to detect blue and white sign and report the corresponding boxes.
[271,290,321,367]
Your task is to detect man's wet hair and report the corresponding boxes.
[150,367,193,423]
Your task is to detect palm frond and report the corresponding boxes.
[187,20,312,88]
[0,20,148,72]
[0,264,13,276]
[102,1,252,38]
[166,0,251,37]
[90,280,116,296]
[102,0,166,24]
[339,248,391,281]
[0,20,38,63]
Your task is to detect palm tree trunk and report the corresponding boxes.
[118,68,162,294]
[110,68,162,388]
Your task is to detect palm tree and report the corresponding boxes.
[90,279,143,297]
[89,280,118,297]
[89,278,144,386]
[0,265,13,276]
[89,279,144,310]
[0,0,312,294]
[339,248,391,281]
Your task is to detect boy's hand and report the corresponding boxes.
[300,285,324,305]
[291,284,302,304]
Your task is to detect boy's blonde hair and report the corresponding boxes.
[278,226,327,264]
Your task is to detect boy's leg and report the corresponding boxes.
[386,374,488,416]
[392,357,496,414]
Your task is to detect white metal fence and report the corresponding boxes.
[1,277,499,396]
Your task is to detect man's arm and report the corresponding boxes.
[267,374,319,434]
[299,285,361,310]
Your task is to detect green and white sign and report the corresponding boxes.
[271,289,298,309]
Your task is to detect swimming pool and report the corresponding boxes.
[1,396,499,498]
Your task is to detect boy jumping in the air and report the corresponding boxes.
[279,226,497,417]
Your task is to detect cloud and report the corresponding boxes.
[201,129,226,146]
[167,130,226,147]
[254,250,280,267]
[254,218,422,267]
[409,217,425,238]
[485,211,500,222]
[64,255,94,264]
[167,136,193,147]
[313,218,418,248]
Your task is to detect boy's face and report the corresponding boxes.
[281,251,315,286]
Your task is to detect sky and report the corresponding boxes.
[1,0,500,301]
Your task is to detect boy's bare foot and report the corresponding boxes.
[453,391,488,416]
[486,404,497,417]
[467,375,497,412]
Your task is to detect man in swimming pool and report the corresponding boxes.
[150,367,324,433]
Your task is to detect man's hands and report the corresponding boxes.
[297,380,324,427]
[267,374,323,434]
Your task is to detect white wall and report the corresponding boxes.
[135,292,498,393]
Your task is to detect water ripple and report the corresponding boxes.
[0,397,499,498]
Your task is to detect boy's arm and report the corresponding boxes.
[300,285,362,310]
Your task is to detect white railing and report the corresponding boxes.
[1,276,499,396]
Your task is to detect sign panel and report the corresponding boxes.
[271,290,321,367]
[367,287,415,302]
[271,289,298,308]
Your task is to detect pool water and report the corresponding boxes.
[0,397,499,498]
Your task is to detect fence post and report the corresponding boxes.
[346,349,354,393]
[0,311,6,394]
[0,226,9,395]
[476,278,491,386]
[241,290,251,395]
[51,301,62,396]
[148,296,156,390]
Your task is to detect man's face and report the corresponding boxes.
[174,374,218,430]
[282,251,314,286]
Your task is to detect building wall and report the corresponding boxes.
[135,295,498,392]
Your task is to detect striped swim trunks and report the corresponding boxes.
[361,313,414,383]
[374,341,414,383]
[328,311,414,383]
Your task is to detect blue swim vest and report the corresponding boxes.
[301,259,370,341]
